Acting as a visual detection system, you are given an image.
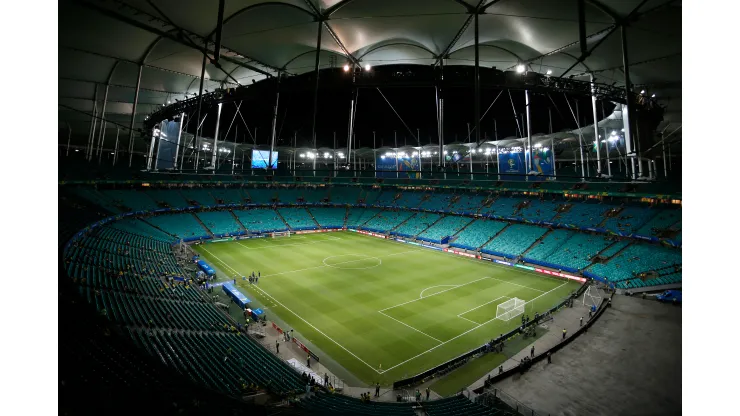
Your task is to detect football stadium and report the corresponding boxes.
[56,1,683,415]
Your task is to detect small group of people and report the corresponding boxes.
[413,388,430,402]
[247,271,261,284]
[283,329,294,342]
[360,392,373,403]
[519,355,533,373]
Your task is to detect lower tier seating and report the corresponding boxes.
[233,208,287,233]
[309,207,347,228]
[451,219,507,250]
[482,224,547,258]
[196,211,243,235]
[147,213,208,239]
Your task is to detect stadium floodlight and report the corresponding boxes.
[621,128,625,132]
[640,89,645,94]
[546,69,552,75]
[534,143,542,148]
[608,136,619,142]
[651,93,656,98]
[611,130,617,136]
[496,298,526,321]
[299,153,305,158]
[516,64,525,73]
[364,64,371,71]
[343,64,350,72]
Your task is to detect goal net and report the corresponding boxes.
[582,285,604,308]
[496,298,526,321]
[271,231,291,238]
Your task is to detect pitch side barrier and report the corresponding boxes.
[472,294,610,395]
[392,283,591,390]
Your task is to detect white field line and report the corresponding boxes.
[257,249,423,278]
[456,296,509,317]
[377,310,443,344]
[378,280,570,374]
[236,235,340,250]
[419,285,459,299]
[251,284,383,374]
[200,245,383,374]
[380,276,493,312]
[353,232,565,284]
[486,276,545,293]
[458,316,482,325]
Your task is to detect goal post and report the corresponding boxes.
[582,285,604,308]
[496,298,526,321]
[270,231,291,238]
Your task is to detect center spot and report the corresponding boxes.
[323,254,382,270]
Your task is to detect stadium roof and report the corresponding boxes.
[59,0,681,152]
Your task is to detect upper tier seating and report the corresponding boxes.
[525,230,614,271]
[636,208,681,237]
[309,207,347,228]
[419,215,473,242]
[102,190,160,211]
[394,191,426,208]
[233,208,287,232]
[448,194,487,214]
[330,187,363,204]
[147,214,209,238]
[599,240,631,258]
[394,212,441,236]
[276,188,303,203]
[179,189,217,206]
[74,188,124,213]
[587,243,682,283]
[419,192,455,211]
[196,211,243,235]
[479,196,520,217]
[346,208,381,227]
[146,189,190,208]
[361,190,382,205]
[553,202,608,228]
[450,219,507,250]
[483,224,547,258]
[363,210,414,232]
[373,191,398,206]
[278,208,318,229]
[519,199,560,222]
[602,206,658,234]
[244,188,276,204]
[110,218,176,243]
[210,188,247,204]
[302,187,330,203]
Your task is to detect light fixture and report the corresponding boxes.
[611,130,617,136]
[516,64,525,74]
[621,128,625,132]
[167,100,171,104]
[364,64,371,71]
[75,149,79,152]
[546,69,552,75]
[343,64,350,72]
[651,93,656,98]
[640,90,645,94]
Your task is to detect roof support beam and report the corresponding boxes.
[77,0,274,77]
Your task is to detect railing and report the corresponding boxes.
[475,387,548,416]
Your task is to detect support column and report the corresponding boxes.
[373,131,377,178]
[604,127,612,176]
[97,122,107,164]
[525,90,532,172]
[310,20,322,163]
[474,10,481,152]
[87,84,99,161]
[95,83,110,160]
[113,127,120,166]
[147,124,158,170]
[128,64,143,167]
[621,25,637,180]
[194,52,208,173]
[590,74,602,175]
[269,73,282,171]
[551,136,557,178]
[662,141,667,178]
[346,89,356,173]
[173,113,184,170]
[211,102,223,169]
[66,123,72,157]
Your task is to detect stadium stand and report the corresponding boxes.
[423,394,498,416]
[146,189,190,208]
[196,211,243,235]
[278,207,318,230]
[110,218,176,243]
[210,188,247,204]
[233,208,287,233]
[147,213,209,239]
[479,196,521,217]
[363,209,414,232]
[418,192,455,211]
[636,208,681,238]
[448,193,487,214]
[524,230,615,271]
[361,190,382,205]
[299,391,415,415]
[553,201,609,228]
[373,190,399,206]
[519,199,561,222]
[102,189,160,212]
[418,215,473,242]
[394,191,426,208]
[450,219,508,250]
[179,188,217,206]
[277,188,304,204]
[73,188,125,213]
[302,187,330,203]
[309,207,348,228]
[394,212,442,236]
[602,206,658,234]
[482,224,547,258]
[330,186,363,204]
[587,243,682,284]
[244,188,277,204]
[346,208,381,227]
[599,240,632,258]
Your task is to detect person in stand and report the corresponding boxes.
[306,354,311,368]
[425,387,430,401]
[375,382,380,397]
[324,373,329,387]
[530,346,535,358]
[276,340,280,354]
[580,317,583,327]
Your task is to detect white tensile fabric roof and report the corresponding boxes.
[59,0,681,149]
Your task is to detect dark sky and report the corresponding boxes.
[187,65,616,150]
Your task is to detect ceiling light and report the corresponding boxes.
[516,64,525,74]
[343,64,350,72]
[640,90,645,94]
[546,69,552,75]
[364,64,371,71]
[651,93,656,98]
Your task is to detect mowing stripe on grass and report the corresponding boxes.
[377,310,444,344]
[236,235,340,250]
[378,280,569,374]
[381,276,493,312]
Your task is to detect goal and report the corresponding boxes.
[496,298,526,321]
[271,231,291,238]
[582,285,604,308]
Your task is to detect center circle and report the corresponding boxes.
[322,254,382,270]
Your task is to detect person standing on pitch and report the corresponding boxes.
[375,382,380,397]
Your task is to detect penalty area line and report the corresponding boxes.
[377,310,444,344]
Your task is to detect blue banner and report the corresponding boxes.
[498,150,525,180]
[530,148,554,179]
[376,155,421,178]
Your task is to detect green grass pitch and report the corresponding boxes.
[193,231,580,386]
